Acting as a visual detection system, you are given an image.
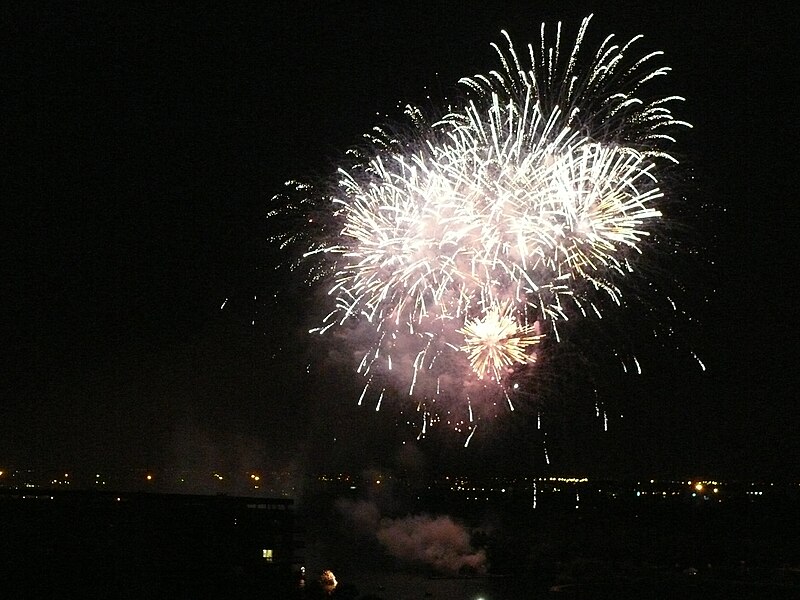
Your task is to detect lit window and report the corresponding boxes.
[262,549,273,562]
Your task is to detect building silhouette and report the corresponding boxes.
[1,489,301,599]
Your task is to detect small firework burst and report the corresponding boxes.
[459,303,544,381]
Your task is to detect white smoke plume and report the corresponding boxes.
[336,498,486,574]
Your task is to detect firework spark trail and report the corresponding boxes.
[272,14,692,436]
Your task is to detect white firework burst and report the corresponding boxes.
[273,14,690,430]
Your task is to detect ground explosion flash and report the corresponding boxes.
[269,15,692,442]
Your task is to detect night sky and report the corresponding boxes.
[3,3,796,482]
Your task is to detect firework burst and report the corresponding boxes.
[459,302,544,382]
[270,14,692,440]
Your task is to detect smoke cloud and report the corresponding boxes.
[336,498,486,575]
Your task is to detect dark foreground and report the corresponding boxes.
[1,489,297,599]
[2,485,799,599]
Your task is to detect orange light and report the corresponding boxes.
[146,475,153,481]
[694,482,704,492]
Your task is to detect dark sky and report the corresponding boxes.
[2,2,796,481]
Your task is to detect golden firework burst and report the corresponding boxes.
[459,304,544,381]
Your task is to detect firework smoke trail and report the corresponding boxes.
[270,15,691,440]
